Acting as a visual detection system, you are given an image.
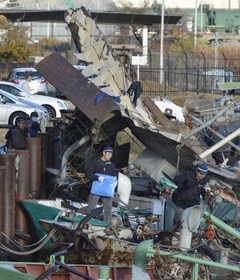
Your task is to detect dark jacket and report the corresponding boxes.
[172,170,209,209]
[85,155,116,182]
[6,126,26,150]
[29,121,41,137]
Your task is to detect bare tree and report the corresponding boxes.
[109,0,151,14]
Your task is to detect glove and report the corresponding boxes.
[204,183,211,192]
[98,176,104,183]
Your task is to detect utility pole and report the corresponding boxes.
[194,0,198,49]
[159,0,164,84]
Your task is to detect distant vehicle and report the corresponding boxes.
[0,81,68,118]
[0,89,47,126]
[5,67,48,95]
[152,97,185,123]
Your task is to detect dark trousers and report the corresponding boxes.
[87,193,112,224]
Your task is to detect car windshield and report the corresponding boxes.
[16,71,41,79]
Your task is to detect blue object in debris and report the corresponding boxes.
[91,173,117,197]
[94,91,120,105]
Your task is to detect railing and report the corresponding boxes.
[2,51,240,96]
[131,51,240,96]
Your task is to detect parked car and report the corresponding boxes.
[5,67,48,95]
[0,89,48,126]
[0,81,68,118]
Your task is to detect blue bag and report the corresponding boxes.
[91,173,117,197]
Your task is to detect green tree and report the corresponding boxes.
[0,19,32,65]
[171,33,207,53]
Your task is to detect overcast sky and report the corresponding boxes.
[114,0,239,9]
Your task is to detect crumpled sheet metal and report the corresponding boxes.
[36,53,120,123]
[64,7,131,93]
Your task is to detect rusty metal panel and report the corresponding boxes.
[36,53,120,123]
[79,235,137,266]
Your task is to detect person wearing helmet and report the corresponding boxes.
[171,163,209,231]
[6,116,27,150]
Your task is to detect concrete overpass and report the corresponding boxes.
[0,9,182,25]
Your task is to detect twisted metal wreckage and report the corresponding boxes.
[2,6,240,280]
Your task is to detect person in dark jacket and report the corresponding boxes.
[24,115,32,138]
[85,146,117,223]
[29,112,41,137]
[6,116,27,150]
[172,163,209,231]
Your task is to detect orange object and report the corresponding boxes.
[205,218,215,239]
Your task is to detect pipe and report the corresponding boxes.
[179,205,202,250]
[159,0,164,84]
[26,138,42,199]
[199,128,240,159]
[134,212,240,272]
[142,26,148,64]
[14,150,30,245]
[98,266,110,280]
[142,96,175,131]
[117,172,131,206]
[0,153,15,247]
[134,239,240,273]
[194,0,198,49]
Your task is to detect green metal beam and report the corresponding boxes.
[134,239,240,273]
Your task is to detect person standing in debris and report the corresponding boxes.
[85,146,117,224]
[126,81,142,106]
[171,163,209,231]
[5,116,27,150]
[21,75,32,93]
[29,112,41,137]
